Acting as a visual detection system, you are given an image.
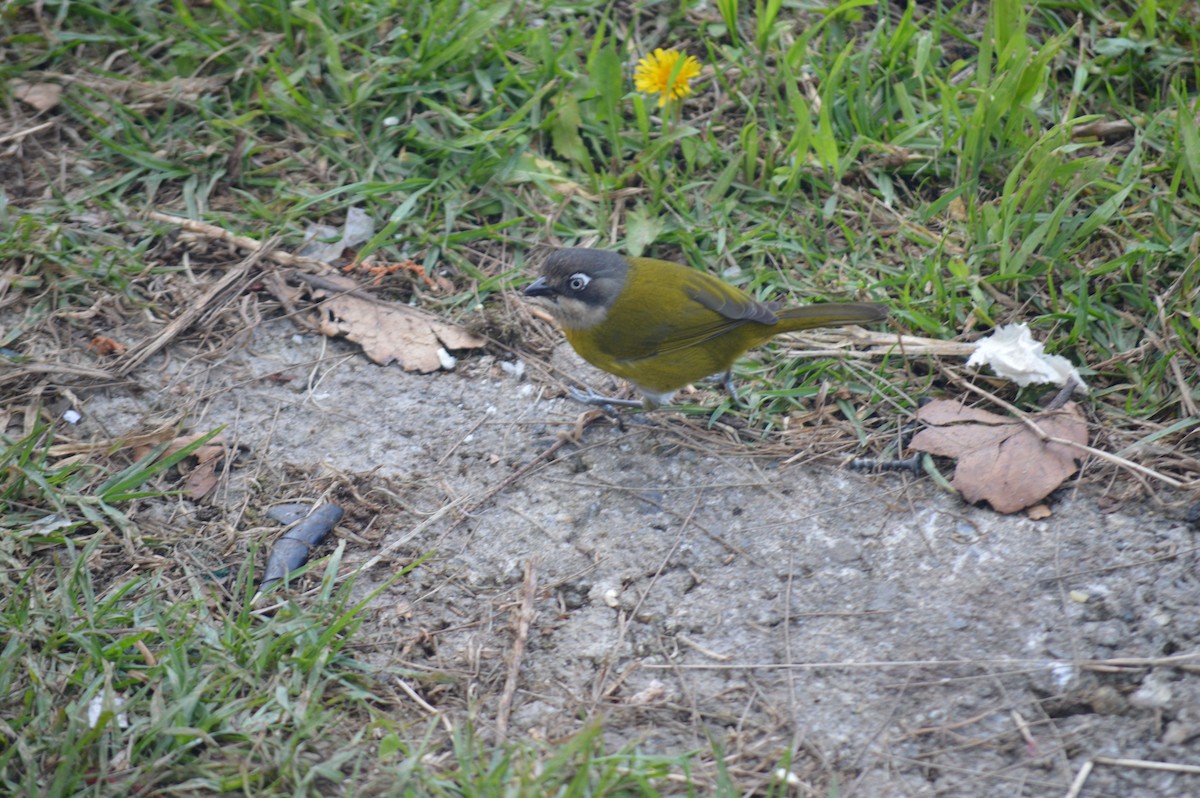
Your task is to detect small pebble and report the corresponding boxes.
[1163,720,1200,746]
[1129,673,1172,709]
[1089,685,1126,715]
[1090,621,1125,647]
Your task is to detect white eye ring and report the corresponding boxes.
[567,273,591,292]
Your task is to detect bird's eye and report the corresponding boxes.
[567,273,591,292]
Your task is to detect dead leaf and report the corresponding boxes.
[182,443,225,500]
[88,336,127,356]
[318,294,485,372]
[1026,504,1052,520]
[13,81,62,112]
[345,258,452,290]
[910,398,1088,514]
[947,195,968,222]
[129,433,230,499]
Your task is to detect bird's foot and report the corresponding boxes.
[719,370,741,404]
[567,387,645,412]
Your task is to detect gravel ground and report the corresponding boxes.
[77,318,1200,797]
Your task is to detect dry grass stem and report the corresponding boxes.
[1065,756,1200,798]
[0,119,57,145]
[495,559,537,742]
[115,252,259,376]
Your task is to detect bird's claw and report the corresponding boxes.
[720,370,741,404]
[567,387,644,412]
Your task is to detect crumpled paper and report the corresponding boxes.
[967,323,1086,392]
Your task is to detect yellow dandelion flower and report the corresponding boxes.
[634,48,702,107]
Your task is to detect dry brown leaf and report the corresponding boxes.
[910,398,1088,514]
[947,195,968,222]
[182,444,226,500]
[1026,504,1052,520]
[13,81,62,111]
[318,294,485,372]
[88,336,127,356]
[131,435,230,500]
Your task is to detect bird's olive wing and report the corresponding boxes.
[598,261,778,362]
[621,272,776,360]
[682,270,779,325]
[636,317,747,357]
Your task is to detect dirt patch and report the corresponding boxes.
[70,317,1200,797]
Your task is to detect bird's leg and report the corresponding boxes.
[567,387,645,412]
[720,370,742,404]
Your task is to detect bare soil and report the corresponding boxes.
[69,316,1200,797]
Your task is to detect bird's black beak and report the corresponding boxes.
[523,277,555,298]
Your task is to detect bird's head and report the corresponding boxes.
[522,248,629,330]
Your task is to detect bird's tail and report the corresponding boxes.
[776,302,888,332]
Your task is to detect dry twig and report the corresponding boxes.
[496,559,537,742]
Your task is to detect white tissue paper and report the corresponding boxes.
[966,323,1086,393]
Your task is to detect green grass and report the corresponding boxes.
[3,0,1200,793]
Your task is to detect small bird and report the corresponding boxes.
[523,248,887,409]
